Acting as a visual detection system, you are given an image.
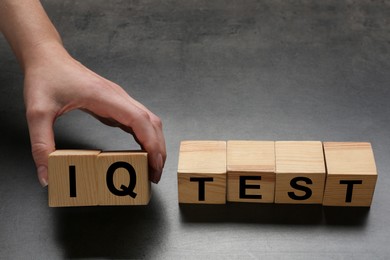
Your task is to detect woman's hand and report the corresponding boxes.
[24,42,166,186]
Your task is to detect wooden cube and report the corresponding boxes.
[227,141,275,203]
[322,142,378,207]
[97,151,151,205]
[275,141,326,204]
[178,141,227,204]
[48,150,101,207]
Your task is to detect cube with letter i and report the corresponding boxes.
[48,150,101,207]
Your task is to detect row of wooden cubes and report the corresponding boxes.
[48,151,150,207]
[177,141,378,206]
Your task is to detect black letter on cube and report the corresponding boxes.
[288,177,313,200]
[340,180,363,203]
[69,165,77,198]
[190,177,214,201]
[106,161,137,198]
[239,176,262,199]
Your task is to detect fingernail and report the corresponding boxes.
[157,153,164,171]
[40,177,48,187]
[38,166,48,187]
[151,153,164,184]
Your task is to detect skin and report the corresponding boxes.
[0,0,167,186]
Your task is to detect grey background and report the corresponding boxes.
[1,0,389,259]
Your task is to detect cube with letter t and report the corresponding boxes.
[322,142,377,207]
[178,141,227,204]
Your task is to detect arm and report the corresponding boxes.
[0,0,166,186]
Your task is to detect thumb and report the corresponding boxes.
[26,109,56,187]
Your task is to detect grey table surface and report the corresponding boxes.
[1,0,390,259]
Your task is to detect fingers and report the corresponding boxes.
[84,83,166,183]
[133,112,166,183]
[26,107,56,187]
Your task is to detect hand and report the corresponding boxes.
[24,42,166,186]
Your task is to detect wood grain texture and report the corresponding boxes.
[178,141,226,204]
[178,140,227,174]
[275,141,325,174]
[322,142,377,206]
[48,150,101,207]
[97,151,151,205]
[178,173,226,204]
[275,141,326,204]
[227,141,275,203]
